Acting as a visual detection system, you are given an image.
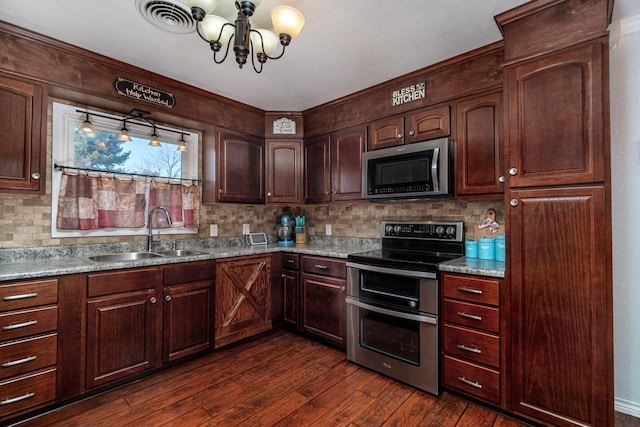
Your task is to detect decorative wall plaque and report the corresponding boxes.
[392,82,426,107]
[273,117,296,135]
[114,78,176,109]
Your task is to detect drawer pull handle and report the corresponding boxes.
[2,355,37,368]
[314,264,328,269]
[0,392,35,406]
[457,344,482,354]
[2,320,38,331]
[458,287,482,295]
[3,293,38,301]
[457,312,482,321]
[458,376,483,389]
[287,259,295,263]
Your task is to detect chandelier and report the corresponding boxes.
[186,0,305,73]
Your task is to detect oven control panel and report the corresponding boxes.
[382,221,464,242]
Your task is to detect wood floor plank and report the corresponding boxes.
[11,330,542,427]
[382,390,439,426]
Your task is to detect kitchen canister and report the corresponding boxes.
[465,239,478,258]
[495,235,506,261]
[478,236,495,260]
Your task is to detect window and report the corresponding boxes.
[51,102,200,238]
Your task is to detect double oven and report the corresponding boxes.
[346,221,464,395]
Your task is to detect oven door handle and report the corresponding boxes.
[346,297,437,325]
[346,262,437,279]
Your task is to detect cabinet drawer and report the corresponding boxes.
[0,333,57,380]
[282,253,299,270]
[442,274,499,306]
[0,368,56,418]
[443,324,499,368]
[0,306,57,342]
[88,267,161,297]
[443,355,500,404]
[301,256,346,278]
[443,299,499,333]
[0,279,57,312]
[164,261,214,286]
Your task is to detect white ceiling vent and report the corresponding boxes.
[135,0,196,34]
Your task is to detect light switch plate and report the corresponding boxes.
[209,224,218,237]
[325,224,332,236]
[243,224,250,235]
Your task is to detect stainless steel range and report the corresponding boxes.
[346,220,464,395]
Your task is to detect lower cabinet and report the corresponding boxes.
[300,255,347,347]
[281,253,300,329]
[85,268,162,389]
[163,261,214,363]
[441,273,505,407]
[215,255,272,348]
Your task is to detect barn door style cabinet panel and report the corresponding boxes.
[497,0,612,425]
[0,72,47,194]
[215,255,272,348]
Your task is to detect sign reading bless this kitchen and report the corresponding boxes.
[114,78,176,108]
[392,82,426,106]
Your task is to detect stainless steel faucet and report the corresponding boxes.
[147,206,172,252]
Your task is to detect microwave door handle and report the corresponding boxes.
[431,147,440,192]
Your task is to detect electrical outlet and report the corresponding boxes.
[243,224,250,235]
[325,224,332,236]
[209,224,218,237]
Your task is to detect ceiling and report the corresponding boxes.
[1,0,638,112]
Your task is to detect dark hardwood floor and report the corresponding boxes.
[9,330,636,426]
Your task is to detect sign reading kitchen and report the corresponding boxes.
[114,78,176,108]
[392,82,426,107]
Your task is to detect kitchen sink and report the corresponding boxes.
[85,252,164,262]
[153,250,205,257]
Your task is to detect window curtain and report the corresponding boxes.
[57,173,200,231]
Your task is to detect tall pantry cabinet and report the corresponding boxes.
[496,1,612,426]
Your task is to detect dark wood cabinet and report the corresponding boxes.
[367,105,451,151]
[265,140,303,204]
[304,125,365,203]
[455,91,504,197]
[0,72,46,194]
[216,129,264,204]
[300,256,346,347]
[163,261,214,363]
[85,268,162,389]
[215,255,272,348]
[507,186,610,426]
[281,253,300,329]
[504,42,605,188]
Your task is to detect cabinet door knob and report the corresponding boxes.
[340,286,346,292]
[498,176,505,183]
[408,130,415,136]
[150,297,157,304]
[281,273,285,278]
[509,167,518,176]
[325,191,330,195]
[31,172,41,180]
[332,190,337,195]
[510,199,519,207]
[219,189,224,193]
[267,192,272,197]
[165,295,172,302]
[397,133,403,138]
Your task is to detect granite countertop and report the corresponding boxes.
[0,239,506,282]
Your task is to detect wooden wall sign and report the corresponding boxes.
[114,77,176,108]
[272,117,296,135]
[392,82,426,107]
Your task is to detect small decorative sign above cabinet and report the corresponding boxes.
[113,78,176,109]
[392,82,426,107]
[273,117,296,135]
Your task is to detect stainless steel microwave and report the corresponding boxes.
[362,138,453,200]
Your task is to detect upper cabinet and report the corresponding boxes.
[265,140,303,204]
[214,129,264,204]
[455,91,504,197]
[0,72,47,194]
[304,125,366,203]
[504,42,605,188]
[367,105,451,150]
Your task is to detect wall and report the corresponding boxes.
[610,14,640,417]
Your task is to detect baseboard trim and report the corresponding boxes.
[616,397,640,418]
